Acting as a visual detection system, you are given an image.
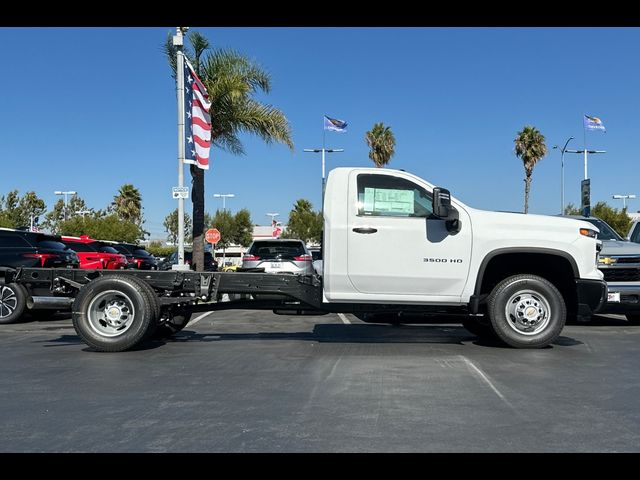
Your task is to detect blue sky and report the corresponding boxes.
[1,27,637,239]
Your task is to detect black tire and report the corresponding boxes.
[72,275,160,352]
[130,277,160,337]
[625,314,640,325]
[487,274,566,349]
[461,317,497,339]
[0,282,27,325]
[153,312,192,339]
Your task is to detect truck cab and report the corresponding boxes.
[323,167,606,346]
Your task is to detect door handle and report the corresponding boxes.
[352,227,378,234]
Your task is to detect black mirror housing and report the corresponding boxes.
[432,187,461,234]
[433,187,452,218]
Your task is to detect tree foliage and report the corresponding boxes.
[202,208,254,251]
[282,199,322,244]
[232,209,254,247]
[57,214,143,243]
[514,125,547,214]
[0,190,46,228]
[365,122,396,168]
[43,195,99,234]
[163,208,192,245]
[146,241,175,259]
[112,184,143,226]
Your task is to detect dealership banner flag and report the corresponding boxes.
[584,114,606,133]
[324,115,347,133]
[184,58,212,170]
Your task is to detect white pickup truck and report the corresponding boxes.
[8,167,607,351]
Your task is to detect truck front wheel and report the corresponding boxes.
[486,274,566,349]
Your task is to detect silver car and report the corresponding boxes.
[242,239,315,275]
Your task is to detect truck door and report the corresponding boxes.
[347,171,472,300]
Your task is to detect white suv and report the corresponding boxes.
[241,239,314,275]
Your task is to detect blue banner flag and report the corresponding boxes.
[584,114,606,133]
[324,115,347,132]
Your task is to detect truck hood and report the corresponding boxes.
[467,208,597,234]
[599,239,640,255]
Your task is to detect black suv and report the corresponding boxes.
[109,242,158,270]
[0,228,80,324]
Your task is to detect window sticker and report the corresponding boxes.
[363,188,414,214]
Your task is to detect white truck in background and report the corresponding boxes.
[8,167,607,351]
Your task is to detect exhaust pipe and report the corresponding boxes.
[27,296,74,310]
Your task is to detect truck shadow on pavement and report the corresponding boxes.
[162,324,583,349]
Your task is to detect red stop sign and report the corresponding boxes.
[205,228,221,244]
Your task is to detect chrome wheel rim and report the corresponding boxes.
[504,289,551,336]
[87,290,136,337]
[0,286,18,319]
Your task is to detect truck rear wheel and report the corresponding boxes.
[0,282,27,324]
[486,274,565,349]
[72,275,159,352]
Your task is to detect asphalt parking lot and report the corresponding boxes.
[1,310,639,452]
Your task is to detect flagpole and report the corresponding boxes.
[174,27,188,269]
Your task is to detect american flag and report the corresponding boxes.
[184,58,212,170]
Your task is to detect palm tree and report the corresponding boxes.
[365,122,396,168]
[112,184,142,225]
[514,126,547,214]
[165,31,293,271]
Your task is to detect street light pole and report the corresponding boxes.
[173,26,189,270]
[54,190,77,222]
[266,212,279,224]
[612,194,636,209]
[303,148,344,212]
[565,149,606,180]
[213,193,235,212]
[553,136,574,214]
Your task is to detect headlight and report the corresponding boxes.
[580,228,597,238]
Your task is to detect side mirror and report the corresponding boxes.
[432,187,461,234]
[432,187,451,218]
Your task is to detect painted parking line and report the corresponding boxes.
[186,311,213,327]
[338,313,351,324]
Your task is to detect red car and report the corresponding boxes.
[61,235,128,270]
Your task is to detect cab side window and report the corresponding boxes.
[356,174,432,217]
